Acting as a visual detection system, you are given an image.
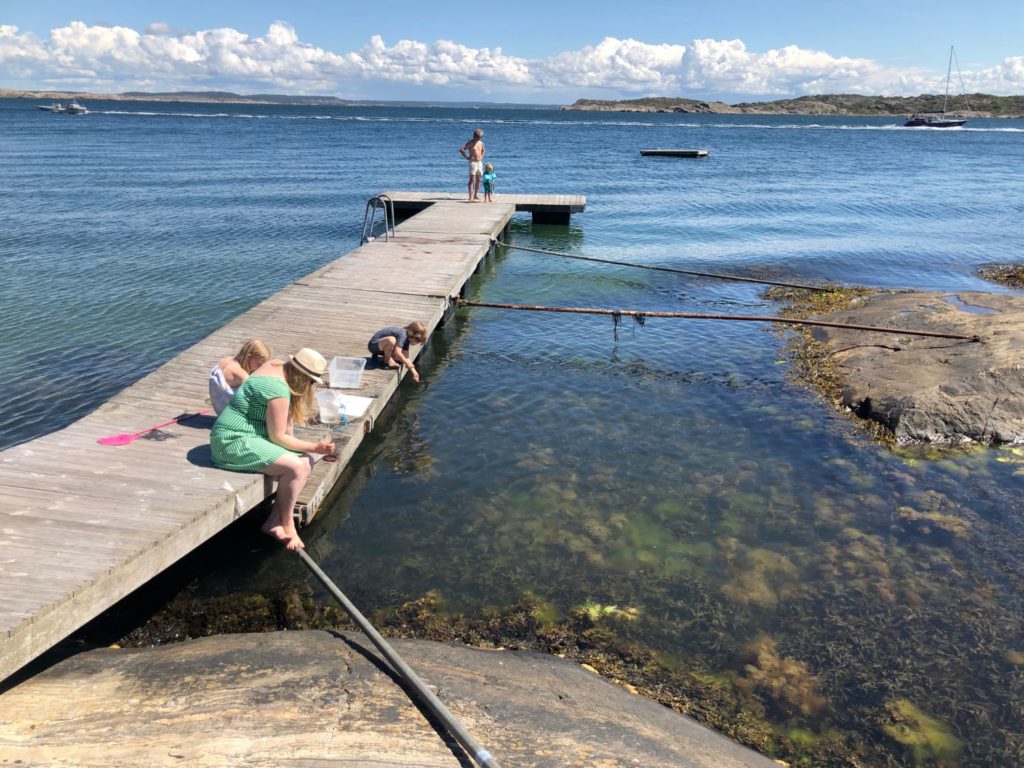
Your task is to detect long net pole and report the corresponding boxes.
[298,550,503,768]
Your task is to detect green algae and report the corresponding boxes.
[882,699,965,766]
[574,601,640,623]
[736,636,828,719]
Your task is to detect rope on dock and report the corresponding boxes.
[494,240,841,293]
[297,550,503,768]
[455,299,982,342]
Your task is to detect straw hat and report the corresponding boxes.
[288,348,327,384]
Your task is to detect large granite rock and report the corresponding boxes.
[0,630,777,768]
[808,291,1024,444]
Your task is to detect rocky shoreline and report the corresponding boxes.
[561,94,1024,118]
[0,630,779,768]
[765,284,1024,445]
[6,88,1023,116]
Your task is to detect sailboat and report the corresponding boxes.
[905,46,968,127]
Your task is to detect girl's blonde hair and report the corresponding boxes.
[282,361,316,425]
[404,321,427,343]
[484,163,493,171]
[235,340,270,372]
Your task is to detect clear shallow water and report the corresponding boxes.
[3,99,1024,765]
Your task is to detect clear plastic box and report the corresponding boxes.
[328,356,366,389]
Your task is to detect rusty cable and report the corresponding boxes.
[495,240,841,293]
[455,299,982,342]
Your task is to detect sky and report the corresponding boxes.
[2,1,1023,102]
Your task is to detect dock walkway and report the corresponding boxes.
[0,193,584,682]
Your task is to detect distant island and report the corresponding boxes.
[561,94,1024,117]
[0,88,555,110]
[6,88,1024,116]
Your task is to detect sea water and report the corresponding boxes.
[3,99,1024,765]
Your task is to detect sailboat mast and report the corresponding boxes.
[942,45,954,114]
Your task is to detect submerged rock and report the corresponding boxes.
[807,291,1024,444]
[0,630,778,768]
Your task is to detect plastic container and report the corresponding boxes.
[315,389,343,424]
[328,356,366,389]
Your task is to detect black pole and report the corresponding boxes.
[297,550,502,768]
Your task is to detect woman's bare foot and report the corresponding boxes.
[261,519,305,550]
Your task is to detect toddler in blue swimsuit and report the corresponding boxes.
[482,163,496,202]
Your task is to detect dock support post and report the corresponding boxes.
[531,211,570,225]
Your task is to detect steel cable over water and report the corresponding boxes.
[495,240,842,293]
[297,550,503,768]
[455,299,982,342]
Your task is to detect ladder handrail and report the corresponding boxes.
[360,194,396,244]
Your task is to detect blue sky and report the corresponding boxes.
[2,0,1022,101]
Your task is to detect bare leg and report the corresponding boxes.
[467,174,473,200]
[472,175,481,200]
[377,336,400,369]
[261,453,315,550]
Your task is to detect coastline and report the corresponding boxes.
[0,88,556,109]
[6,87,1024,116]
[560,94,1024,118]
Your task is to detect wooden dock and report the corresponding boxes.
[0,193,585,682]
[383,191,587,225]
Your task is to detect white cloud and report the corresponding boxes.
[1,21,1021,99]
[536,37,686,90]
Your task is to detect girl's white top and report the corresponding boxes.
[208,363,235,415]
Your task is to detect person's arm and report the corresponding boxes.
[389,346,420,382]
[459,142,469,158]
[266,397,333,454]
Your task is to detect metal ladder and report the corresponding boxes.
[360,194,395,244]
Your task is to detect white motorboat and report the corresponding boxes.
[35,102,66,113]
[64,100,88,115]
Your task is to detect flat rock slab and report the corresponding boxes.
[810,291,1024,444]
[0,630,777,768]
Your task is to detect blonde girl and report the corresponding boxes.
[209,339,271,415]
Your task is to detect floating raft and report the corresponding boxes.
[640,149,709,158]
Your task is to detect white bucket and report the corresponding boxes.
[315,389,345,424]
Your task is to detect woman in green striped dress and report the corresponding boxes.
[211,347,335,550]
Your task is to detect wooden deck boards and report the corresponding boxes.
[383,191,587,214]
[0,194,588,680]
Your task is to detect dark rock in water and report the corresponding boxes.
[810,291,1024,444]
[0,630,777,767]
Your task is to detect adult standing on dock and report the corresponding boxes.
[210,348,335,551]
[459,129,486,201]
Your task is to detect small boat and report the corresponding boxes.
[640,149,709,158]
[64,100,88,115]
[904,113,966,128]
[35,102,66,113]
[905,46,968,128]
